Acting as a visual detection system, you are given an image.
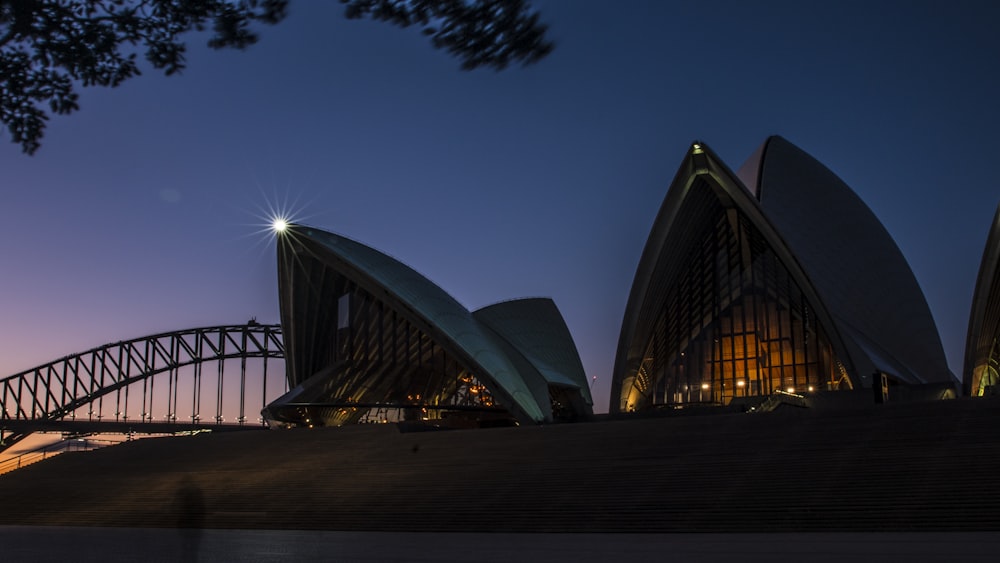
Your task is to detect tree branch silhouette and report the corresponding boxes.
[1,0,553,155]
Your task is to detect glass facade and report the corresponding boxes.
[971,337,999,396]
[283,277,508,426]
[621,193,851,412]
[968,216,1000,397]
[274,226,597,427]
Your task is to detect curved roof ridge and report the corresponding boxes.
[474,297,593,405]
[744,136,952,384]
[964,203,1000,395]
[289,222,473,311]
[279,224,546,422]
[734,136,772,199]
[474,296,557,313]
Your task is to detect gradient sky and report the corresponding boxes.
[1,0,998,413]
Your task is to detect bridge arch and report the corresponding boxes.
[1,323,284,450]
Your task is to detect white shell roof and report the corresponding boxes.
[285,226,547,421]
[741,136,953,384]
[474,298,594,406]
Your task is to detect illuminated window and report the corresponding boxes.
[623,185,851,411]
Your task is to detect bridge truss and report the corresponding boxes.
[1,323,285,452]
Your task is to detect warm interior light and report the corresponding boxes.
[701,383,710,390]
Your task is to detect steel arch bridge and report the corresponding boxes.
[0,322,284,452]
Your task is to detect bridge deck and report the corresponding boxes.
[1,420,266,436]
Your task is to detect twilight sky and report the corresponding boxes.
[1,0,998,413]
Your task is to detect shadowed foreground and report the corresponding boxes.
[1,398,999,532]
[1,527,999,563]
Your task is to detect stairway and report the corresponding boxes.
[1,397,998,532]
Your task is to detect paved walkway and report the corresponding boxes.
[2,527,999,562]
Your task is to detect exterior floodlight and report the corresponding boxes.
[272,218,289,233]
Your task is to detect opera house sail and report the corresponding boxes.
[265,224,592,427]
[964,204,1000,396]
[611,137,952,413]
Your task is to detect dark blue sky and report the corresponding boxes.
[2,0,997,411]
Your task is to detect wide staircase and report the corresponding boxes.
[1,397,998,532]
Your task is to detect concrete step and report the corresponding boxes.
[2,398,999,532]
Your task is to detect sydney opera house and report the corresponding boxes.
[9,137,1000,545]
[263,224,594,427]
[611,136,956,413]
[262,135,978,426]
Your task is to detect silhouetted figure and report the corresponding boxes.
[174,476,205,562]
